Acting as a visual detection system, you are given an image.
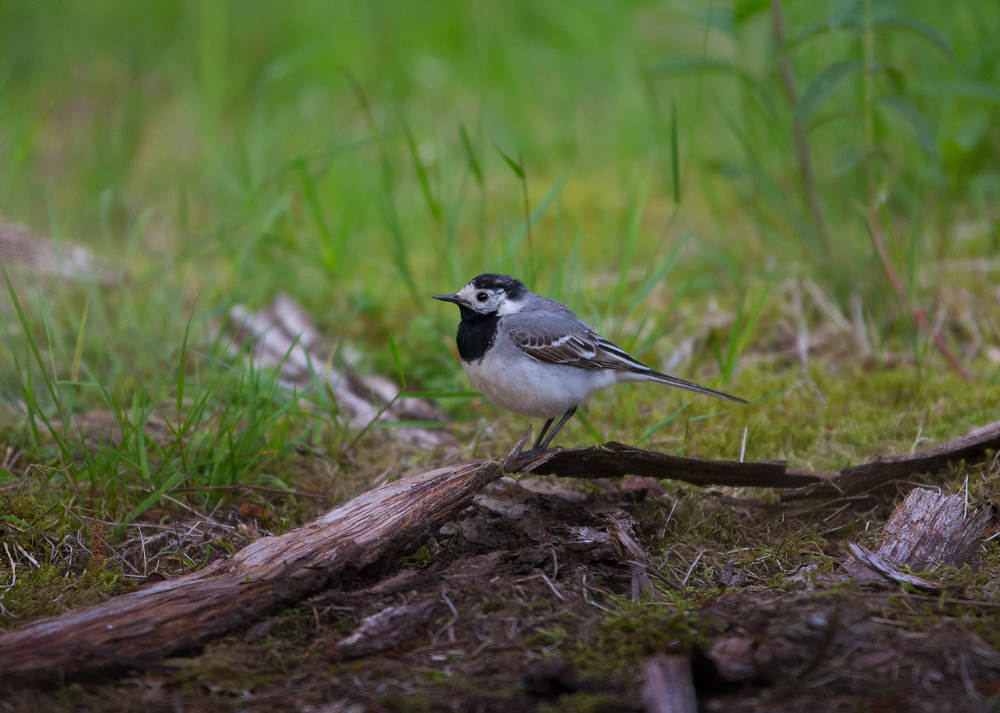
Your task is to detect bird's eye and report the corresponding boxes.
[476,292,489,302]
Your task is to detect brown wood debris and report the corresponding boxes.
[510,441,822,489]
[842,487,988,589]
[227,293,452,448]
[642,654,697,713]
[0,222,115,285]
[0,458,503,683]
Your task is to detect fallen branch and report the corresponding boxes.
[0,457,505,683]
[782,421,1000,501]
[228,294,453,448]
[511,442,823,489]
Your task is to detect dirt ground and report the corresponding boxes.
[3,468,1000,713]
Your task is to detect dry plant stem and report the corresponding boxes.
[869,217,971,381]
[770,0,829,249]
[0,459,504,683]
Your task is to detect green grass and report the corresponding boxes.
[0,0,999,627]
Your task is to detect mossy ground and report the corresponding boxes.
[3,349,1000,711]
[1,1,1000,708]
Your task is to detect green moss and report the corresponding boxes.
[0,564,135,621]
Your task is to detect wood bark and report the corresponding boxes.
[512,441,823,489]
[0,459,502,683]
[844,487,988,588]
[642,654,697,713]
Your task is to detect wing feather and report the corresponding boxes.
[507,320,647,371]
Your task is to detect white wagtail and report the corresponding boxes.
[434,273,746,452]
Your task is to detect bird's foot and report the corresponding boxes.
[518,445,564,459]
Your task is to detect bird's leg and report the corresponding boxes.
[538,406,577,451]
[532,418,554,451]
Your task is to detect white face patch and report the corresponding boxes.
[456,283,509,315]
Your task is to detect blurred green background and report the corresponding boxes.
[1,0,999,497]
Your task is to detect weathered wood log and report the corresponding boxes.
[642,654,697,713]
[782,421,1000,501]
[511,441,824,489]
[0,458,503,683]
[844,487,988,588]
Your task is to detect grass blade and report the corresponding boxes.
[70,295,90,384]
[494,143,524,178]
[670,100,681,204]
[460,124,483,187]
[402,113,441,222]
[387,332,405,391]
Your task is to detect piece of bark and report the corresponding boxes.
[511,442,823,489]
[842,488,988,588]
[846,542,945,591]
[331,599,438,660]
[0,459,502,683]
[228,294,452,449]
[782,421,1000,501]
[642,654,697,713]
[0,221,115,285]
[876,488,989,570]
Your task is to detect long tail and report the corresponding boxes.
[642,369,747,404]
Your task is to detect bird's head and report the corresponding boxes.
[433,273,529,319]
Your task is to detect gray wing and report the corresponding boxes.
[504,311,648,372]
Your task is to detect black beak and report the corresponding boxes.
[432,294,466,306]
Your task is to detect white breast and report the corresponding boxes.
[463,350,618,419]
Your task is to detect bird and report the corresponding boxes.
[433,273,746,453]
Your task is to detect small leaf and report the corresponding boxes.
[832,145,868,176]
[733,0,769,25]
[387,332,405,391]
[874,17,958,68]
[691,7,734,36]
[494,144,524,178]
[828,0,860,29]
[794,60,863,126]
[791,21,834,47]
[879,95,939,159]
[0,467,16,484]
[647,57,735,76]
[459,124,483,187]
[1,514,31,529]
